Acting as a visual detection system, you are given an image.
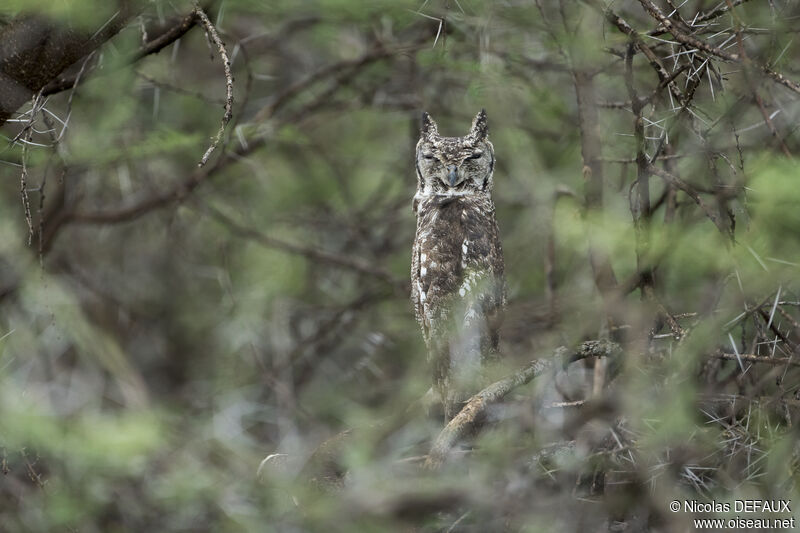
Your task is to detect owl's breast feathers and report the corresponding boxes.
[411,194,505,348]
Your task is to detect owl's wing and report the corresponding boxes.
[459,210,505,358]
[411,231,431,345]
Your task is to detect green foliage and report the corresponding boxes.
[0,0,120,29]
[1,0,800,531]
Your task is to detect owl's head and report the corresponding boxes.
[415,110,495,195]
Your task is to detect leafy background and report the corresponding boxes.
[0,0,799,531]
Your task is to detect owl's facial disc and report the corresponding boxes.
[417,142,491,191]
[416,111,493,193]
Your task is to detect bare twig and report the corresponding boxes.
[20,449,45,490]
[714,352,800,368]
[135,71,226,104]
[638,0,741,61]
[648,0,753,36]
[544,400,587,409]
[194,5,234,167]
[18,91,47,246]
[688,0,753,28]
[646,165,730,236]
[19,118,34,246]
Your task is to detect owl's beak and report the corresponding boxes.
[447,165,459,186]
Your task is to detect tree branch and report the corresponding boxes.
[714,352,800,368]
[193,5,233,167]
[425,340,620,469]
[637,0,800,96]
[41,9,202,96]
[0,2,144,125]
[584,0,684,104]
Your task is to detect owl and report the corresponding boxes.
[411,109,506,420]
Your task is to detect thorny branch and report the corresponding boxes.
[637,0,800,95]
[585,0,685,105]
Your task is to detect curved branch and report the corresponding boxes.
[424,340,620,469]
[424,359,551,470]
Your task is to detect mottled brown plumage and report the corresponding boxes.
[411,110,506,419]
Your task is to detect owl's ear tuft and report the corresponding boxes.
[469,109,488,141]
[421,111,439,139]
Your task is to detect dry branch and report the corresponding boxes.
[646,165,730,236]
[648,0,753,35]
[637,0,740,61]
[425,358,552,470]
[725,0,793,158]
[19,115,34,245]
[425,340,620,469]
[194,5,234,167]
[714,352,800,368]
[637,0,800,96]
[585,0,684,104]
